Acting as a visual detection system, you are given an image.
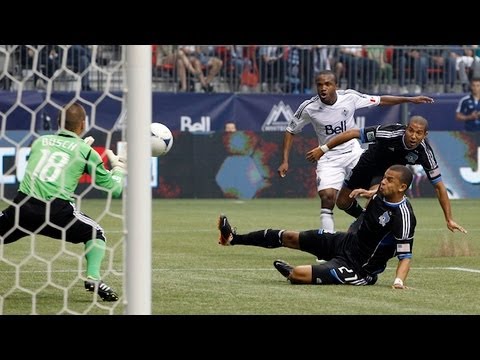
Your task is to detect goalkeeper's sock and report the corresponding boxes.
[231,229,283,248]
[344,200,364,218]
[85,239,106,280]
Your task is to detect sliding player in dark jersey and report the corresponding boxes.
[218,165,416,289]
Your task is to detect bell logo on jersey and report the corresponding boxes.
[325,120,347,135]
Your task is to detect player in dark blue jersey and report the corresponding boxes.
[308,115,467,234]
[218,165,416,289]
[455,77,480,131]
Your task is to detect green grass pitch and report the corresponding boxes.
[0,198,479,315]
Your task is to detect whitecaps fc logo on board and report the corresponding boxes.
[262,101,295,131]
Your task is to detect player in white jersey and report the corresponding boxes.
[278,70,433,234]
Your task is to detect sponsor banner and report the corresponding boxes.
[422,132,480,198]
[1,130,479,199]
[0,91,123,131]
[154,131,480,199]
[1,91,463,132]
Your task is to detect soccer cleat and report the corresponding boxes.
[218,214,235,245]
[273,259,293,279]
[84,278,119,302]
[366,274,378,285]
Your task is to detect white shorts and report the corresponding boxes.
[316,142,364,192]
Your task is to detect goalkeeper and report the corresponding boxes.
[0,102,126,302]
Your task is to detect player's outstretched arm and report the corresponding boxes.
[306,128,361,163]
[434,181,467,233]
[446,219,467,234]
[349,187,377,199]
[379,95,434,105]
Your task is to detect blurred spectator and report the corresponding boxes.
[313,45,332,73]
[239,46,259,91]
[393,47,427,94]
[393,46,457,94]
[181,46,223,93]
[0,45,13,89]
[64,45,93,91]
[288,46,315,94]
[338,45,379,92]
[259,46,287,93]
[455,77,480,131]
[17,45,60,89]
[425,46,458,93]
[457,45,480,92]
[215,45,255,91]
[153,45,198,92]
[224,121,237,132]
[365,45,393,93]
[229,45,251,77]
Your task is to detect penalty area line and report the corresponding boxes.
[443,267,480,273]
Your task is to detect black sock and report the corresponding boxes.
[231,229,283,248]
[344,200,364,218]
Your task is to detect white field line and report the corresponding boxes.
[1,267,479,274]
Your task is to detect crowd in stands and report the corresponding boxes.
[152,45,480,95]
[2,45,480,94]
[0,45,112,91]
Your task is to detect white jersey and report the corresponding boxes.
[287,89,381,152]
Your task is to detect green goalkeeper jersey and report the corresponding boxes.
[19,129,124,201]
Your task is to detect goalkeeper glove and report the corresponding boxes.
[84,136,95,146]
[106,149,127,174]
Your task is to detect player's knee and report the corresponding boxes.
[281,231,300,249]
[336,193,352,210]
[318,193,335,208]
[289,265,312,284]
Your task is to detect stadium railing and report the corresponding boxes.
[2,45,472,95]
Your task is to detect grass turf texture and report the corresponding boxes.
[0,198,479,314]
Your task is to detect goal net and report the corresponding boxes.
[0,45,128,314]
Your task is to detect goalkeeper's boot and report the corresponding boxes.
[84,278,119,302]
[218,214,235,246]
[273,259,293,279]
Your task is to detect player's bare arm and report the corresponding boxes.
[392,258,411,290]
[433,181,468,233]
[349,187,377,199]
[278,131,295,177]
[306,128,361,163]
[379,95,434,105]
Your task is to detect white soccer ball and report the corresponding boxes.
[151,122,173,156]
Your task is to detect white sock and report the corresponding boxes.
[320,208,334,233]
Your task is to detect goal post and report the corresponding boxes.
[0,45,153,314]
[125,45,152,315]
